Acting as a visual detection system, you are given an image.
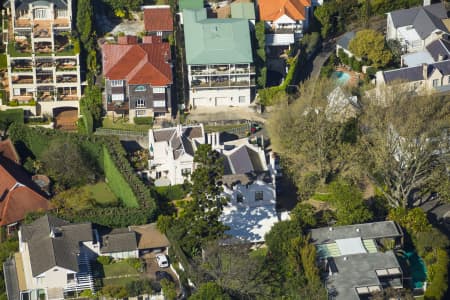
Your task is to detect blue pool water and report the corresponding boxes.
[332,71,351,85]
[398,251,427,289]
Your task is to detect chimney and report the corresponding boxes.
[142,35,162,44]
[422,63,428,80]
[118,35,138,45]
[438,53,444,61]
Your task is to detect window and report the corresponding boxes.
[236,193,243,203]
[157,31,163,37]
[181,168,191,176]
[34,8,49,19]
[239,96,245,103]
[153,87,165,94]
[111,93,124,101]
[447,76,450,84]
[153,100,166,107]
[134,85,146,92]
[57,9,68,18]
[110,80,123,87]
[136,109,146,116]
[156,171,162,179]
[433,79,440,87]
[67,273,75,283]
[136,99,145,108]
[13,88,21,96]
[255,191,263,201]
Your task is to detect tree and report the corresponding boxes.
[328,179,373,225]
[41,138,96,188]
[76,0,93,46]
[161,279,177,300]
[267,78,362,198]
[189,282,230,300]
[50,188,96,214]
[349,29,392,67]
[388,207,431,234]
[360,91,450,208]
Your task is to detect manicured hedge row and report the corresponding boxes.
[133,117,153,125]
[103,146,139,208]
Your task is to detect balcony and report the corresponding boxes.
[56,59,77,71]
[191,64,254,76]
[12,75,33,84]
[36,76,54,84]
[191,78,255,88]
[33,28,52,39]
[7,41,32,57]
[107,101,129,112]
[11,61,33,72]
[57,75,77,83]
[35,42,53,56]
[14,18,32,29]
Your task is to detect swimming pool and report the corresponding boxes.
[398,251,427,289]
[332,71,351,85]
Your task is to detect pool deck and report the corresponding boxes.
[336,66,361,86]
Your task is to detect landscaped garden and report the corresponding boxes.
[81,182,118,206]
[101,116,152,132]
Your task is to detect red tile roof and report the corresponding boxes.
[0,139,20,164]
[0,164,49,226]
[259,0,311,22]
[144,8,173,32]
[102,37,172,86]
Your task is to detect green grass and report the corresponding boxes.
[81,182,118,206]
[204,123,249,134]
[103,275,140,286]
[101,117,152,132]
[103,261,139,278]
[7,42,32,57]
[0,54,6,69]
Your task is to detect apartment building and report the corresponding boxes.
[3,0,82,117]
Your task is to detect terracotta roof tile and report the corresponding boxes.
[144,8,173,32]
[0,164,49,226]
[259,0,311,22]
[0,139,20,164]
[102,38,172,86]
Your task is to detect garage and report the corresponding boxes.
[215,97,230,106]
[192,97,210,107]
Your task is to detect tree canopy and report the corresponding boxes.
[349,29,392,67]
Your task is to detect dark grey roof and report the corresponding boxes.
[100,230,138,254]
[309,221,402,245]
[21,215,93,276]
[15,0,68,11]
[430,59,450,75]
[326,251,402,300]
[336,31,355,50]
[152,125,204,159]
[389,3,448,39]
[3,258,19,300]
[426,39,450,61]
[383,65,424,83]
[153,128,176,142]
[229,146,254,174]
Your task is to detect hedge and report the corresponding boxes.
[155,185,189,201]
[424,249,449,300]
[104,146,139,208]
[80,105,94,134]
[0,109,24,131]
[133,117,153,125]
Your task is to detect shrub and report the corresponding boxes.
[133,116,153,125]
[155,185,189,201]
[424,248,449,300]
[97,255,113,265]
[0,109,24,131]
[126,258,143,271]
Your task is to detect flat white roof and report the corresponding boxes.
[220,204,279,243]
[402,50,434,66]
[335,237,367,256]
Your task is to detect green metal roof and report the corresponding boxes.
[183,9,253,65]
[179,0,204,11]
[230,2,255,20]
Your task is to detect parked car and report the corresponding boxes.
[156,270,174,282]
[250,123,262,134]
[156,254,169,268]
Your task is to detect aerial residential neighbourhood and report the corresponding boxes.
[0,0,449,300]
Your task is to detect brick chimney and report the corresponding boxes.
[142,35,162,44]
[422,63,428,79]
[118,35,138,45]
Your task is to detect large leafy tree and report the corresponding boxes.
[189,282,231,300]
[360,90,450,208]
[349,29,392,67]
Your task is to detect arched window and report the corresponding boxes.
[134,85,146,92]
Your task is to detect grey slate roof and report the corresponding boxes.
[309,221,402,245]
[426,39,450,61]
[383,65,424,83]
[3,258,19,300]
[21,215,93,276]
[100,229,138,254]
[336,31,355,50]
[152,125,204,159]
[389,3,448,39]
[327,251,402,300]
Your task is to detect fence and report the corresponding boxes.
[94,128,148,138]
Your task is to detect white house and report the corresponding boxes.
[148,124,206,186]
[3,215,139,300]
[258,0,312,47]
[217,138,280,244]
[386,2,449,53]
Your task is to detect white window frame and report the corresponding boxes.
[57,9,68,18]
[134,85,146,92]
[136,109,146,116]
[110,80,123,87]
[432,79,440,87]
[136,98,145,108]
[13,88,21,96]
[153,100,166,108]
[181,168,191,176]
[152,87,165,94]
[34,8,49,19]
[255,191,263,201]
[111,94,124,101]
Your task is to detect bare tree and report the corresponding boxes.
[360,89,450,208]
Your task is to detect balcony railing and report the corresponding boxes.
[107,101,129,112]
[191,79,255,88]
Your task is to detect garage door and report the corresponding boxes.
[192,97,209,107]
[215,97,229,106]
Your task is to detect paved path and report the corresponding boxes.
[310,42,335,79]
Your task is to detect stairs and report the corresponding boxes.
[64,253,95,295]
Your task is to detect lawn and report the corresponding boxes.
[101,117,152,132]
[81,182,118,206]
[103,261,139,278]
[103,275,140,286]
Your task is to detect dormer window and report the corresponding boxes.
[135,85,146,92]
